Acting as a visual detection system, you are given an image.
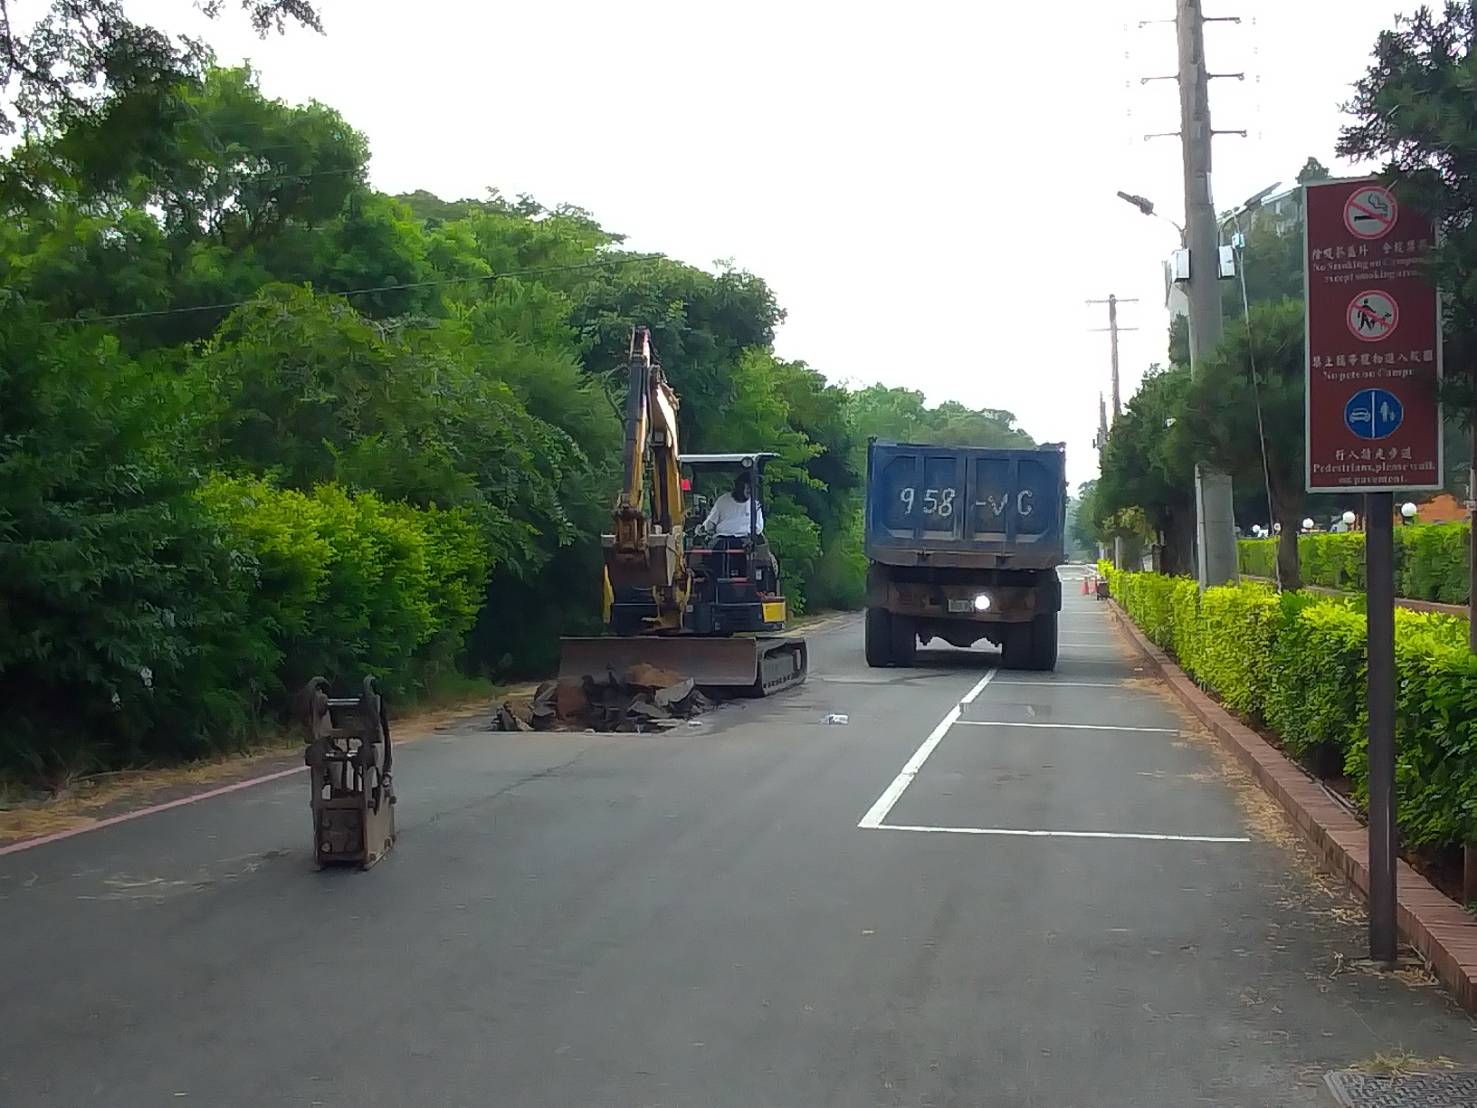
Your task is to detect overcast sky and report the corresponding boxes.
[133,0,1407,489]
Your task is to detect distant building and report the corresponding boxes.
[1249,187,1300,236]
[1413,492,1470,524]
[1163,268,1189,321]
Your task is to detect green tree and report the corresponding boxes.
[0,298,270,781]
[1065,486,1099,561]
[1222,218,1303,322]
[1338,1,1477,645]
[1172,299,1305,587]
[0,1,320,135]
[1297,157,1332,184]
[1095,364,1197,574]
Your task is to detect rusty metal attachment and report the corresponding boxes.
[301,675,396,869]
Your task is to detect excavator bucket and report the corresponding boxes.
[558,635,807,696]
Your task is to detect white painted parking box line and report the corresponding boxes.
[989,680,1126,689]
[955,721,1177,734]
[857,670,996,829]
[868,824,1250,844]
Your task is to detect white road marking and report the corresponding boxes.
[990,680,1126,689]
[865,824,1249,844]
[812,675,951,685]
[955,721,1177,734]
[856,670,996,828]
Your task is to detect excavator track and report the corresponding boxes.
[755,636,808,696]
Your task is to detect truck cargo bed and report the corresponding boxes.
[864,441,1067,569]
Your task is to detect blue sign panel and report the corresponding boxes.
[1343,388,1404,441]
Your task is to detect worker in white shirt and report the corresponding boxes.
[701,471,764,538]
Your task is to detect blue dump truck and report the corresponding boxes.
[863,440,1067,671]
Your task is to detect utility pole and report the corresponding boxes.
[1177,0,1240,587]
[1088,295,1139,420]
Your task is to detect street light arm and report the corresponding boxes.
[1115,189,1186,239]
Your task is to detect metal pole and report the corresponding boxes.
[1365,490,1397,964]
[1089,296,1139,424]
[1177,0,1238,588]
[1469,428,1476,652]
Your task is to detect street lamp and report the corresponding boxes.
[1116,190,1187,242]
[1301,517,1315,532]
[1401,502,1418,523]
[1222,182,1282,277]
[1229,182,1283,223]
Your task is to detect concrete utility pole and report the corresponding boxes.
[1088,295,1139,421]
[1176,0,1240,588]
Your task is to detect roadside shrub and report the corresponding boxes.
[1397,523,1469,605]
[1261,598,1364,760]
[1300,531,1366,590]
[0,320,277,781]
[1195,582,1282,719]
[1111,569,1477,850]
[198,476,493,702]
[1238,539,1276,579]
[1241,524,1470,603]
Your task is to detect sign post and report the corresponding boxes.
[1305,178,1442,965]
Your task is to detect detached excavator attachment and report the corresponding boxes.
[300,676,396,869]
[558,634,807,696]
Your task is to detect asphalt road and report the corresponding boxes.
[3,570,1474,1107]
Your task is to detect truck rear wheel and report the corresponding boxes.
[889,614,917,666]
[1028,613,1059,671]
[1001,622,1032,670]
[865,607,892,667]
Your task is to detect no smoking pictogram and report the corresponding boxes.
[1343,185,1398,240]
[1347,289,1399,342]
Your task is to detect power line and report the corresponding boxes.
[57,253,666,326]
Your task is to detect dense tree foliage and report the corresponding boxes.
[1172,299,1307,587]
[0,61,1035,782]
[1338,2,1477,417]
[1090,156,1367,582]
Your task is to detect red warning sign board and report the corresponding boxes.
[1306,178,1442,492]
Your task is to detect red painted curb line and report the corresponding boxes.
[0,765,305,859]
[1102,598,1477,1014]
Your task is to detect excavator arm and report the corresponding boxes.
[605,327,689,628]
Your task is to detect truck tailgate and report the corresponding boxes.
[864,441,1066,569]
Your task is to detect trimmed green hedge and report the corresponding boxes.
[1102,564,1477,851]
[1237,522,1470,604]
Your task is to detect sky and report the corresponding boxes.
[132,0,1410,490]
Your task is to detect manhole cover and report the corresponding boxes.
[1325,1069,1477,1107]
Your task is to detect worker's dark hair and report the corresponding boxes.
[732,470,751,501]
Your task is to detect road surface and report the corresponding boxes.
[3,571,1473,1106]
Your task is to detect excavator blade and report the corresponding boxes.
[558,635,807,696]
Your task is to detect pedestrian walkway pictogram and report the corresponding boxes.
[1344,388,1403,440]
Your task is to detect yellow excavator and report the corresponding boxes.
[558,326,808,695]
